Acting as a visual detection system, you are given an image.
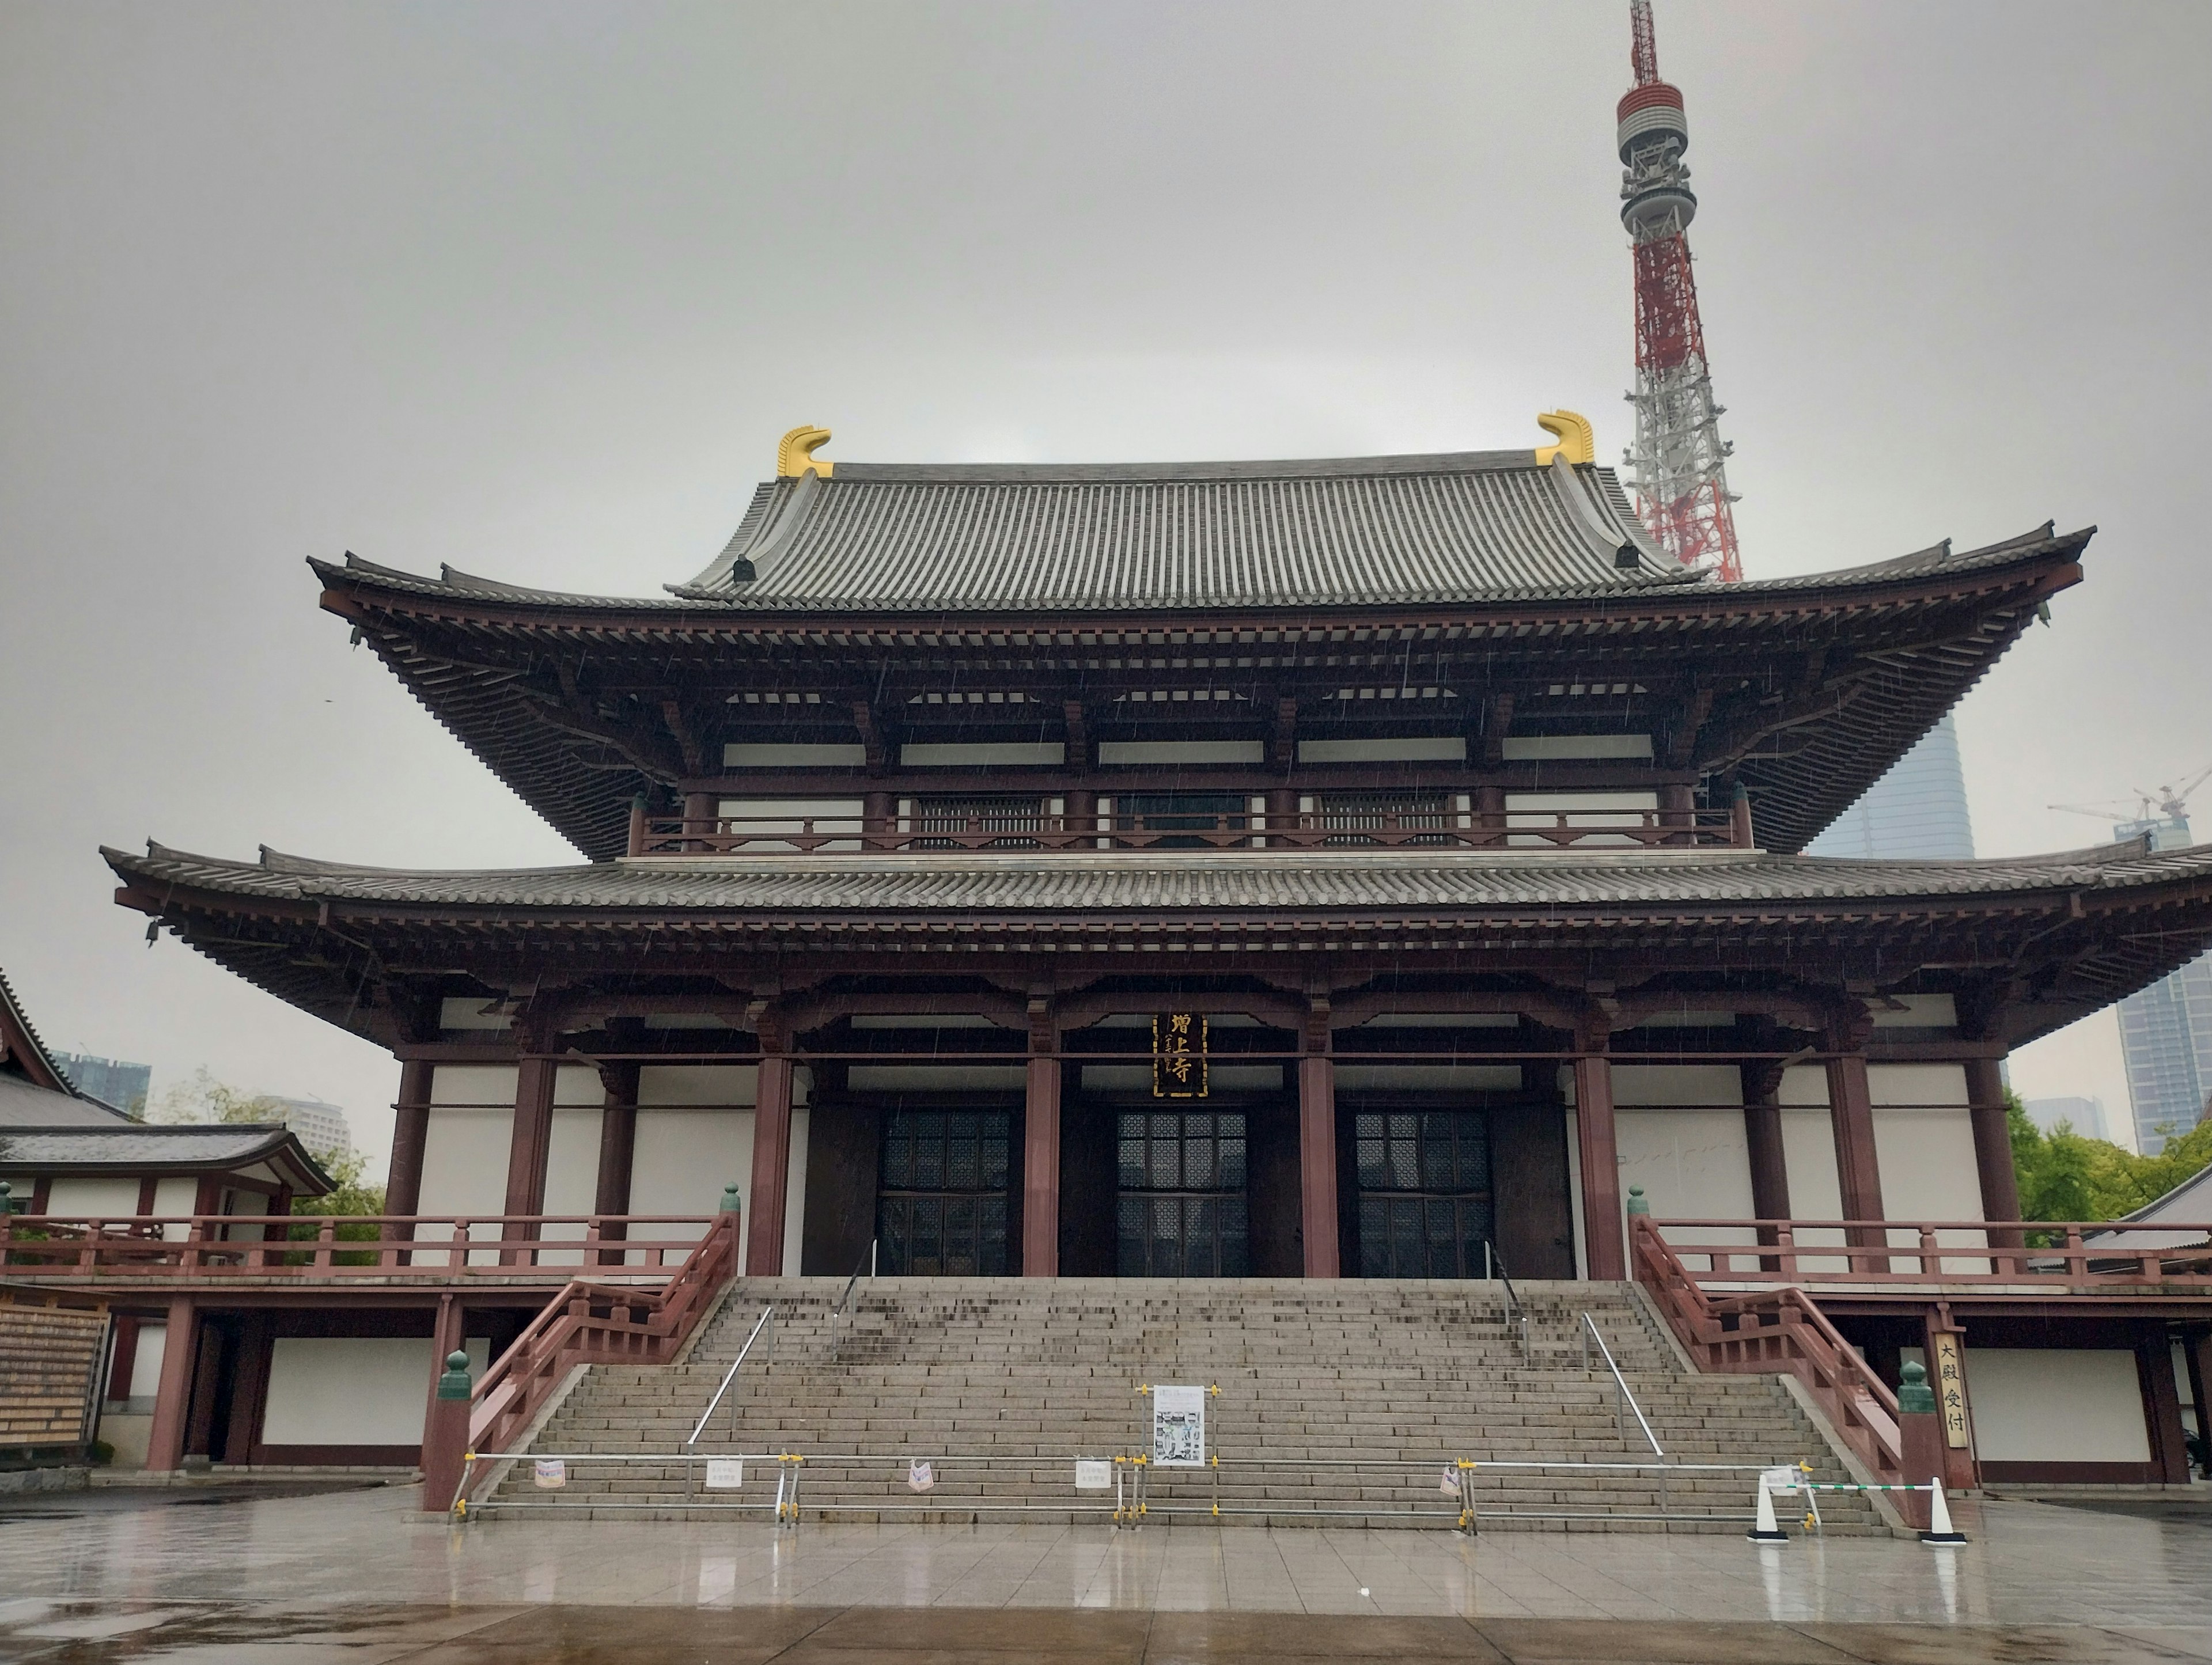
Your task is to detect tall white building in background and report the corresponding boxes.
[264,1095,353,1158]
[1806,712,1976,860]
[2021,1095,2111,1141]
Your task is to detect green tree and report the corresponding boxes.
[2008,1090,2212,1222]
[150,1067,287,1127]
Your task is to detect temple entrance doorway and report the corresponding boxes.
[874,1108,1013,1275]
[1353,1109,1494,1277]
[1340,1093,1576,1280]
[1115,1109,1249,1275]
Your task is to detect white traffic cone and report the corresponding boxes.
[1920,1479,1965,1545]
[1747,1476,1789,1542]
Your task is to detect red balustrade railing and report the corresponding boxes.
[630,807,1750,857]
[456,1210,740,1508]
[0,1213,726,1281]
[1630,1215,1906,1484]
[1639,1216,2212,1288]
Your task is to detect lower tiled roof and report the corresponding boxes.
[107,836,2212,917]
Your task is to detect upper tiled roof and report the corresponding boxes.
[672,452,1688,609]
[108,835,2212,916]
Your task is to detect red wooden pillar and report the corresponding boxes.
[1298,998,1339,1279]
[747,1052,795,1276]
[1573,1042,1625,1281]
[386,1058,435,1219]
[683,790,715,852]
[223,1312,273,1465]
[105,1315,142,1404]
[502,1056,558,1262]
[144,1294,197,1473]
[1825,1018,1885,1256]
[2143,1326,2194,1485]
[1964,1056,2020,1220]
[862,790,895,850]
[594,1061,639,1265]
[1022,1000,1060,1277]
[420,1295,472,1513]
[1740,1056,1791,1266]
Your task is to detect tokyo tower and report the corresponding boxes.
[1618,0,1743,581]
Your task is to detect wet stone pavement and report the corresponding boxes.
[1,1482,2209,1661]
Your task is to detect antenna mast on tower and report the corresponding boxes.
[1619,0,1744,581]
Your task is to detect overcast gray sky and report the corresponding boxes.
[5,1,2208,1169]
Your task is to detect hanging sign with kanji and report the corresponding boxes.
[1153,1012,1209,1099]
[1933,1332,1970,1449]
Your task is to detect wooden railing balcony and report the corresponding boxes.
[1639,1216,2212,1289]
[0,1213,729,1283]
[628,806,1752,858]
[459,1212,740,1505]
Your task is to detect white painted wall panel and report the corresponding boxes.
[415,1110,511,1217]
[628,1105,808,1273]
[153,1176,197,1241]
[1869,1064,1970,1108]
[262,1337,437,1447]
[1616,1109,1755,1247]
[638,1064,757,1108]
[1968,1349,2150,1463]
[45,1177,140,1218]
[429,1064,518,1106]
[1779,1106,1846,1262]
[1873,1105,1988,1267]
[130,1322,166,1403]
[1778,1064,1831,1108]
[1610,1065,1743,1108]
[553,1064,603,1106]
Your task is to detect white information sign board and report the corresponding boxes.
[1152,1385,1207,1467]
[1074,1459,1113,1492]
[704,1458,745,1490]
[1761,1465,1800,1496]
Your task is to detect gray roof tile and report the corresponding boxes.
[108,837,2212,917]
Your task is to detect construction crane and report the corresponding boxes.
[2050,764,2212,843]
[1618,0,1744,581]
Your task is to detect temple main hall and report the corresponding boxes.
[48,418,2212,1493]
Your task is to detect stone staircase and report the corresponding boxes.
[483,1278,1883,1533]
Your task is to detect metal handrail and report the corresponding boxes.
[687,1304,774,1449]
[828,1239,877,1361]
[1580,1311,1663,1458]
[1483,1239,1529,1361]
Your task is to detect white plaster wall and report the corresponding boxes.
[259,1336,483,1449]
[1869,1064,1970,1109]
[262,1337,437,1447]
[43,1176,141,1219]
[429,1063,520,1106]
[1872,1101,1987,1268]
[415,1101,512,1263]
[1779,1093,1847,1263]
[1967,1349,2152,1464]
[1609,1065,1744,1108]
[1615,1109,1756,1252]
[639,1064,759,1108]
[153,1175,198,1241]
[629,1104,807,1273]
[128,1322,167,1406]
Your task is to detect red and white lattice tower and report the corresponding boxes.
[1618,0,1743,581]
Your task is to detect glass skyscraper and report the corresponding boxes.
[2109,814,2212,1153]
[1806,712,1976,861]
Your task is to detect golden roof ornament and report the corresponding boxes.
[1533,410,1595,466]
[776,425,835,479]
